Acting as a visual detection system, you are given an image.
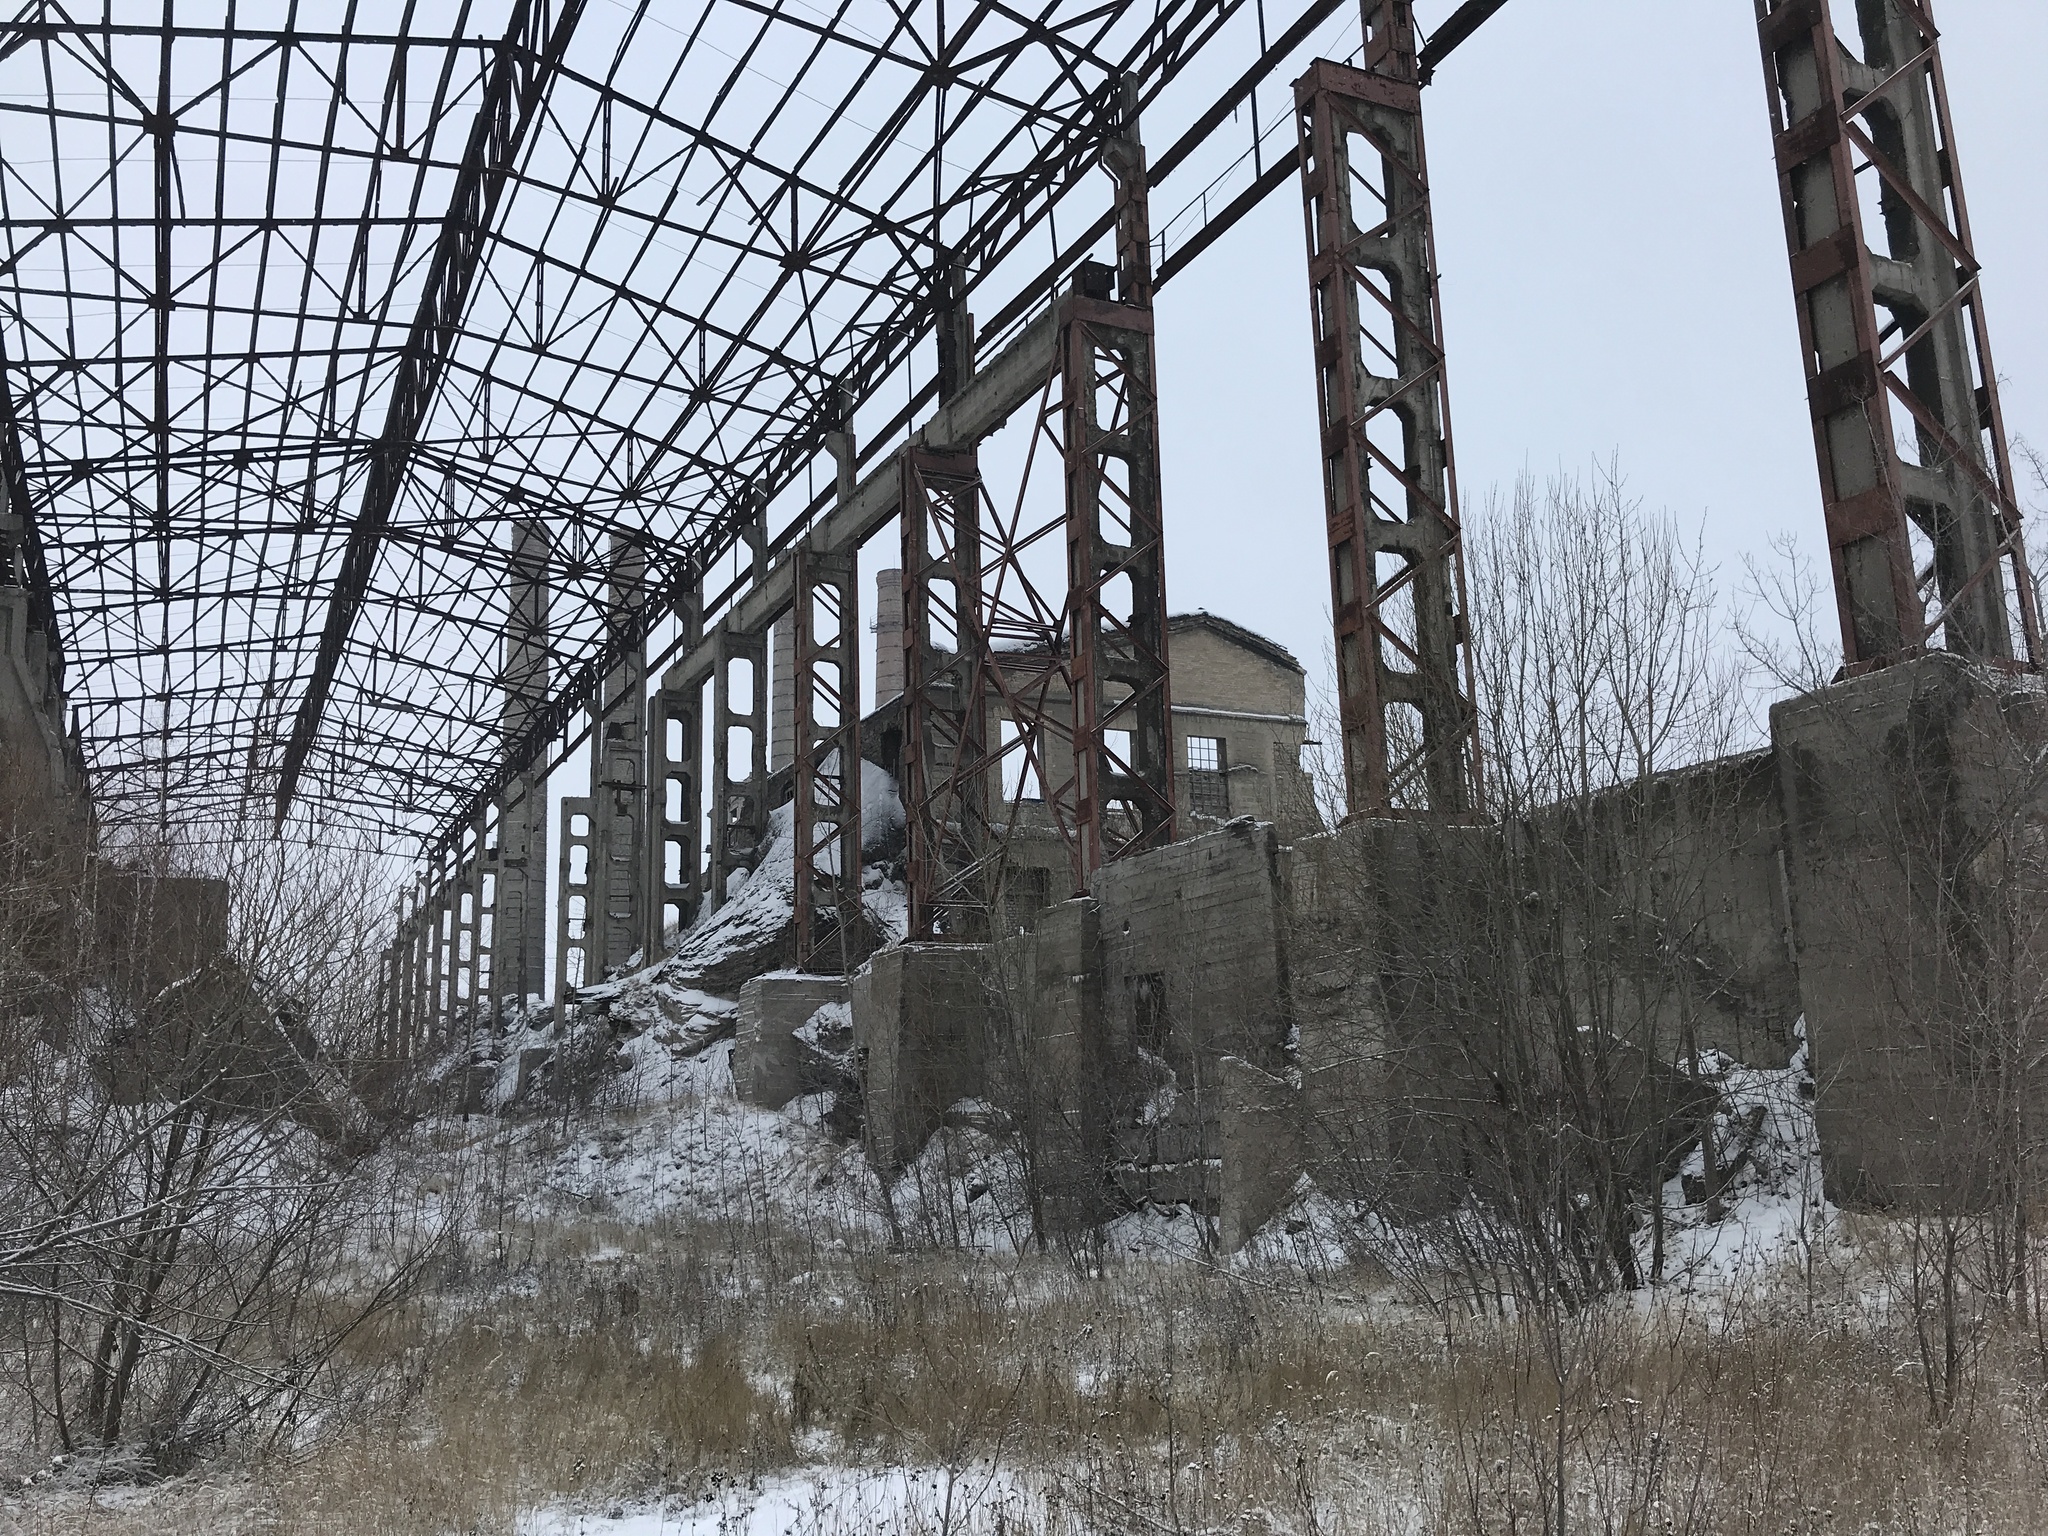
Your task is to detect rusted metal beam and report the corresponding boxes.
[1755,0,2039,671]
[1295,2,1483,820]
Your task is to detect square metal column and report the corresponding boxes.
[1295,5,1482,819]
[1755,0,2039,670]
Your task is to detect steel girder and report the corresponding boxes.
[0,1,1335,850]
[1295,3,1482,820]
[1755,0,2040,672]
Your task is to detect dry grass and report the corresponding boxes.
[11,1186,2048,1535]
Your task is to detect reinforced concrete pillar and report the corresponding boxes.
[645,582,704,956]
[770,617,796,775]
[552,794,594,1014]
[588,538,649,975]
[493,517,550,1022]
[709,623,768,910]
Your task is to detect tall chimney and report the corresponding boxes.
[874,567,905,703]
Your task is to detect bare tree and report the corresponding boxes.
[0,786,441,1472]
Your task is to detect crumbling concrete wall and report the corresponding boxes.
[1093,818,1290,1076]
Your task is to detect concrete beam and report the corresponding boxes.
[660,303,1060,696]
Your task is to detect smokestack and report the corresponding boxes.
[874,567,905,703]
[770,617,795,772]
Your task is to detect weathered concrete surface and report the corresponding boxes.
[734,972,848,1110]
[987,897,1118,1231]
[1217,1055,1304,1255]
[852,943,992,1169]
[1093,818,1291,1075]
[1773,651,2048,1208]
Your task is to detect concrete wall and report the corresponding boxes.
[1093,818,1291,1077]
[0,586,82,807]
[1773,652,2048,1208]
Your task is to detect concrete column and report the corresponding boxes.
[552,794,594,1015]
[494,518,550,1020]
[589,538,648,976]
[709,624,769,910]
[770,616,796,774]
[645,581,703,956]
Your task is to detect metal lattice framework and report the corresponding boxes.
[0,0,1360,849]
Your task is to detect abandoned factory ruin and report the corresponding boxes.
[5,0,2045,1256]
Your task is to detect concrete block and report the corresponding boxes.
[1217,1055,1304,1255]
[1772,652,2048,1208]
[735,972,849,1110]
[851,944,992,1169]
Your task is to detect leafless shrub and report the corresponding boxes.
[0,788,443,1476]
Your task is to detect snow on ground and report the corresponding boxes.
[509,1035,885,1236]
[1643,1018,1834,1297]
[519,1464,1033,1536]
[660,759,909,989]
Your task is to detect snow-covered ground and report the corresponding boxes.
[519,1464,1035,1536]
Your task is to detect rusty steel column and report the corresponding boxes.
[1067,83,1175,877]
[1295,2,1481,819]
[1756,0,2039,671]
[792,429,864,971]
[901,446,993,940]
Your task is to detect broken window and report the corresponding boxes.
[1187,734,1228,818]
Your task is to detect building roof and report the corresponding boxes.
[1166,611,1304,676]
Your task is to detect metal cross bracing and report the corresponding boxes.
[1754,0,2040,673]
[0,0,1360,856]
[1294,1,1481,820]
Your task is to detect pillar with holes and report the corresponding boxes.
[708,623,768,911]
[645,582,702,959]
[792,428,864,971]
[1755,0,2040,669]
[552,795,594,1014]
[1296,3,1482,819]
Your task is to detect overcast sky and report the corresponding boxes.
[1149,0,2048,707]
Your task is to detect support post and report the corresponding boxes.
[1755,0,2040,670]
[552,795,594,1014]
[901,447,993,940]
[708,624,768,910]
[1295,3,1482,818]
[1068,84,1176,876]
[588,538,649,975]
[493,517,550,1022]
[792,428,863,971]
[645,583,703,957]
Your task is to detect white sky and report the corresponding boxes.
[1150,0,2048,707]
